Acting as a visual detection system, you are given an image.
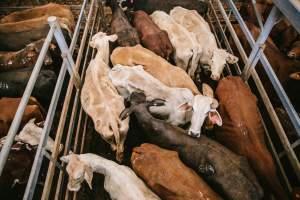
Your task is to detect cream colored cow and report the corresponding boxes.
[61,153,161,199]
[80,32,129,162]
[110,44,200,94]
[150,11,201,79]
[170,6,238,80]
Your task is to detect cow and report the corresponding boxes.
[0,3,74,26]
[132,10,173,60]
[0,68,57,107]
[170,6,238,80]
[110,44,200,94]
[239,2,272,26]
[288,40,300,59]
[0,39,53,72]
[60,153,161,199]
[120,92,263,200]
[111,0,208,15]
[215,76,288,200]
[131,143,222,200]
[0,119,63,199]
[109,65,221,136]
[80,32,129,162]
[0,97,45,138]
[150,11,201,78]
[0,3,74,51]
[109,1,140,47]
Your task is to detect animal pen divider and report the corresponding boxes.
[0,0,299,199]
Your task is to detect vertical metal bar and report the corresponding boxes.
[48,16,81,89]
[251,0,264,30]
[53,4,99,198]
[23,58,68,200]
[242,6,281,80]
[42,0,96,198]
[0,27,54,177]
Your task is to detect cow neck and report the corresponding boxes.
[79,153,119,175]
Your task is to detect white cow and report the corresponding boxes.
[150,11,201,79]
[61,153,161,200]
[170,6,238,80]
[109,64,194,126]
[109,64,222,137]
[0,118,63,153]
[80,32,129,162]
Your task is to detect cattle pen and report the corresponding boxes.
[0,0,299,199]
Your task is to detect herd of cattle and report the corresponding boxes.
[0,0,299,199]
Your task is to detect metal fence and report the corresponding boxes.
[0,0,299,199]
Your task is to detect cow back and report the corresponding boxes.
[131,143,222,200]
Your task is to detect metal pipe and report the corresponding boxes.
[54,4,99,199]
[0,26,54,176]
[251,0,265,30]
[42,0,96,198]
[242,6,280,80]
[48,16,81,89]
[219,0,300,180]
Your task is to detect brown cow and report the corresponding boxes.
[0,39,53,72]
[215,76,288,200]
[239,2,272,26]
[0,3,74,26]
[110,1,140,47]
[133,10,173,59]
[288,40,300,59]
[230,22,300,110]
[0,3,74,51]
[131,143,222,200]
[0,97,45,137]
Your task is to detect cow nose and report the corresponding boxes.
[288,51,296,58]
[211,74,220,80]
[188,130,201,138]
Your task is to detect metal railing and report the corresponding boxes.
[0,0,89,199]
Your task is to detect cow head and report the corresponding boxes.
[188,84,222,137]
[209,49,238,80]
[90,32,118,64]
[61,153,93,192]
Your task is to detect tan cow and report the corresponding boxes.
[110,44,200,94]
[81,32,129,162]
[0,97,45,138]
[131,143,222,200]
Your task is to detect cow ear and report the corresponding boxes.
[119,107,133,120]
[179,102,192,111]
[84,165,93,190]
[290,72,300,80]
[226,52,238,64]
[202,83,214,98]
[208,110,222,126]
